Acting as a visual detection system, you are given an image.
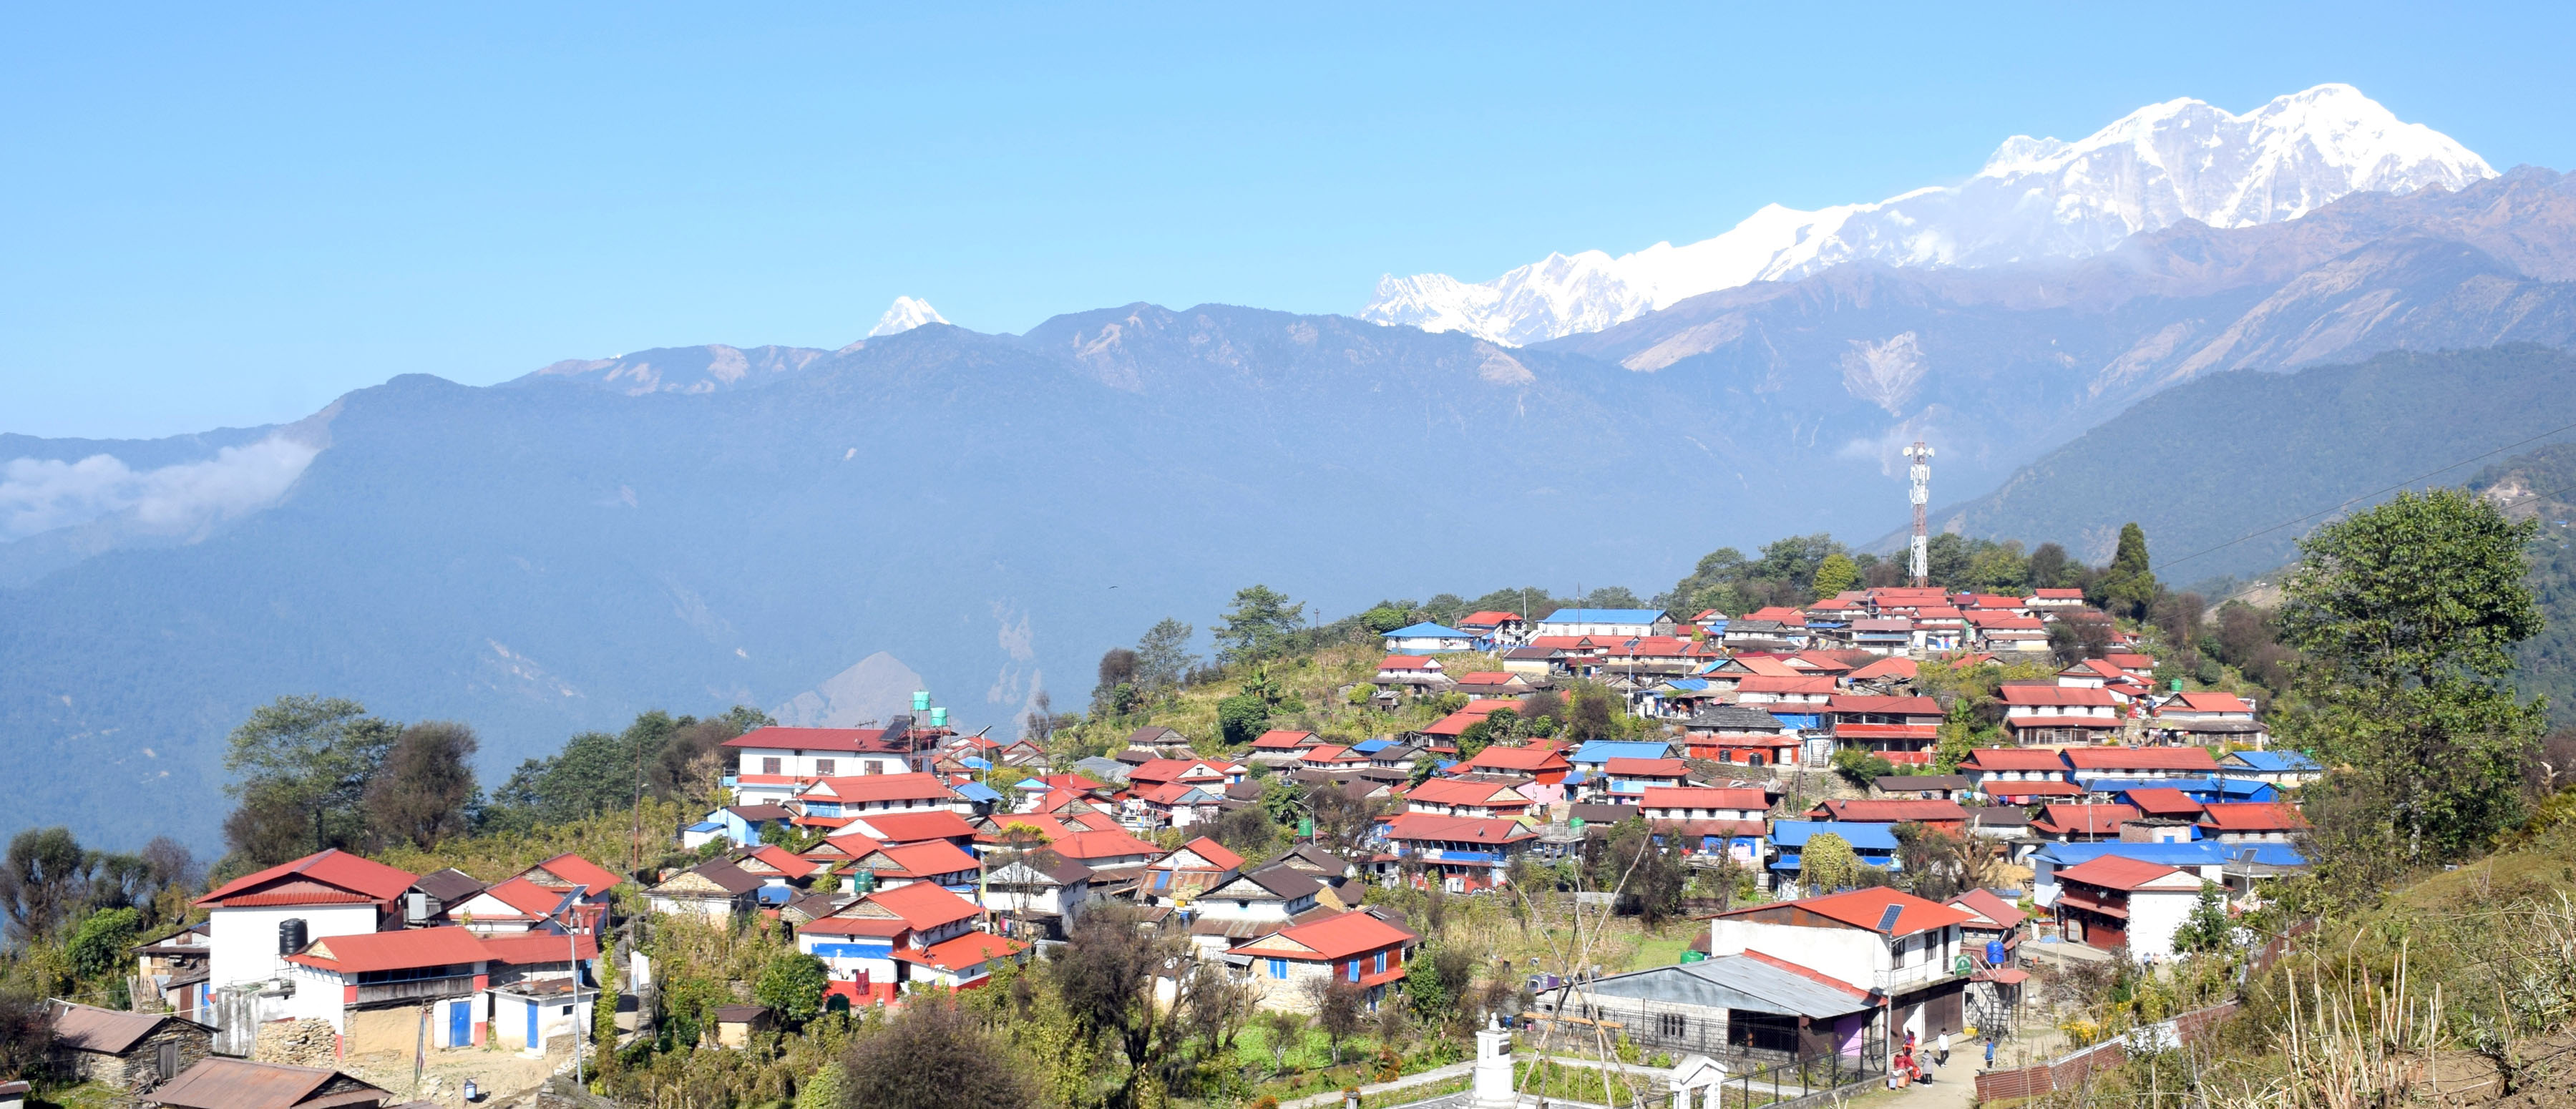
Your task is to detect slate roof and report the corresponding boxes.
[1573,952,1875,1018]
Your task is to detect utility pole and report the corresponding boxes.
[1906,441,1936,587]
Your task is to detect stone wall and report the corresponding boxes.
[254,1017,339,1068]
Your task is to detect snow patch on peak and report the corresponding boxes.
[1360,84,2493,347]
[869,296,950,337]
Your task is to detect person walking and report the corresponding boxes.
[1936,1031,1951,1067]
[1984,1036,1997,1070]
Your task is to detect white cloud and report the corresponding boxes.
[0,434,322,541]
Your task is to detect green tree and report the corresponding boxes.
[1966,539,2029,595]
[794,1062,849,1109]
[1812,552,1858,600]
[2170,881,2234,954]
[1136,618,1199,690]
[0,826,94,944]
[1563,685,1622,743]
[1216,693,1272,748]
[2097,522,2159,619]
[1213,585,1306,664]
[755,951,829,1026]
[1932,702,1978,773]
[841,998,1035,1109]
[1926,532,1972,590]
[65,906,142,980]
[221,695,399,864]
[364,720,479,850]
[2281,489,2547,876]
[1799,833,1862,894]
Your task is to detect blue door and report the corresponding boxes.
[449,1000,470,1047]
[525,999,539,1047]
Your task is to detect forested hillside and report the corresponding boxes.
[1928,345,2576,578]
[2472,441,2576,723]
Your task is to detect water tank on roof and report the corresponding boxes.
[278,918,306,956]
[929,707,947,728]
[912,691,932,712]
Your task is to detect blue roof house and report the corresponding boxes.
[1385,622,1476,653]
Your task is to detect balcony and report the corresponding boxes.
[1872,957,1967,993]
[353,974,478,1005]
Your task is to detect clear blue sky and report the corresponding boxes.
[5,3,2569,439]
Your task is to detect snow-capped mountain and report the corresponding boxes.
[869,295,950,337]
[1362,84,2495,346]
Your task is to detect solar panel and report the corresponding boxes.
[1875,904,1904,933]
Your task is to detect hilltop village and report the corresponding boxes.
[6,574,2366,1109]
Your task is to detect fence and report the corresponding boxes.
[1972,1000,2240,1100]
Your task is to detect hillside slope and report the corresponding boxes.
[1921,344,2576,580]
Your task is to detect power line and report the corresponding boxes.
[2157,420,2576,575]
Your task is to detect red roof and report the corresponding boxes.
[1129,758,1228,783]
[2168,691,2254,714]
[1455,671,1522,684]
[1377,656,1435,670]
[2031,803,2140,835]
[1828,695,1942,715]
[1735,675,1837,695]
[1460,610,1523,625]
[868,840,981,879]
[1403,778,1533,806]
[740,844,825,876]
[1846,658,1918,680]
[1458,746,1570,773]
[286,927,491,974]
[470,876,571,917]
[1960,749,2069,773]
[1602,758,1689,777]
[854,809,977,844]
[1641,787,1768,811]
[2001,685,2115,707]
[476,932,601,966]
[1237,909,1418,962]
[2122,788,2205,818]
[2056,855,2192,891]
[804,773,957,803]
[890,932,1028,972]
[859,881,980,931]
[2062,747,2220,771]
[1045,829,1161,861]
[1252,729,1320,748]
[197,849,416,909]
[1717,886,1971,938]
[1946,888,2028,931]
[516,853,622,893]
[722,726,894,752]
[1810,798,1969,823]
[2033,588,2084,599]
[2197,802,2308,831]
[1171,836,1244,871]
[1380,813,1538,845]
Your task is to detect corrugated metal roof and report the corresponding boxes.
[1572,952,1875,1018]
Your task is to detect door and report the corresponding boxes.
[157,1040,180,1080]
[525,998,540,1047]
[449,999,470,1047]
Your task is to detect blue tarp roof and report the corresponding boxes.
[2029,841,2308,871]
[1351,738,1393,755]
[1569,740,1674,765]
[2223,751,2321,772]
[1767,821,1901,851]
[1386,622,1470,638]
[2091,776,2278,801]
[1539,608,1669,623]
[1661,678,1711,691]
[951,782,1004,804]
[684,821,723,833]
[755,886,794,905]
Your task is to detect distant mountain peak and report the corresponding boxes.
[869,296,950,337]
[1361,84,2494,346]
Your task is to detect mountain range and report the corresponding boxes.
[1363,84,2495,346]
[6,84,2575,851]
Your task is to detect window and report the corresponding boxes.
[816,759,835,776]
[1658,1012,1688,1038]
[1374,952,1387,974]
[1348,959,1362,982]
[761,757,781,775]
[1267,958,1287,979]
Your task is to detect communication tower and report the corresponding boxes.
[1906,441,1934,586]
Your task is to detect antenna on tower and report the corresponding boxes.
[1906,441,1935,587]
